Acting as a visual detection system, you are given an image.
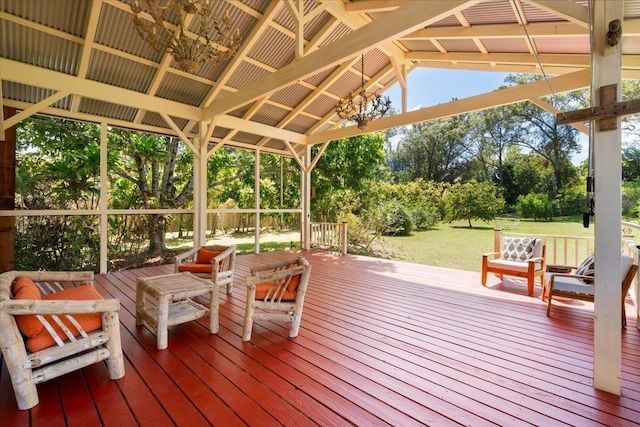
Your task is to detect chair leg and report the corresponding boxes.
[242,289,256,341]
[102,311,125,380]
[546,294,553,317]
[481,260,488,285]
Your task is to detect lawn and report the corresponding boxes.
[383,217,600,272]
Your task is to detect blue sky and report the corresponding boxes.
[383,68,589,165]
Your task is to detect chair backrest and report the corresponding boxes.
[500,236,544,262]
[248,257,311,303]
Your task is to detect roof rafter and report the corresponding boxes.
[204,0,480,119]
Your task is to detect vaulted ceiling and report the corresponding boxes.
[2,0,639,156]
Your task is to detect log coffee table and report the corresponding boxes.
[136,272,218,350]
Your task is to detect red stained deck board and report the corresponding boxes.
[2,250,640,426]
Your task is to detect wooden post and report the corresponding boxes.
[592,0,624,395]
[493,228,502,253]
[0,107,16,273]
[341,221,348,255]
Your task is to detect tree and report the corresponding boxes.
[390,115,475,184]
[108,130,194,254]
[502,74,585,193]
[443,181,505,228]
[311,132,389,221]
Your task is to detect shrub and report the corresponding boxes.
[410,203,441,230]
[517,193,552,220]
[370,201,414,236]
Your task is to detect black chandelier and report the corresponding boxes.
[335,54,392,130]
[131,0,242,74]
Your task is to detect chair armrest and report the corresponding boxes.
[547,273,594,285]
[175,247,200,263]
[0,298,120,315]
[482,252,500,260]
[13,271,94,282]
[546,265,575,273]
[212,246,235,265]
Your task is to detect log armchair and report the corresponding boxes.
[0,270,125,410]
[243,257,312,341]
[174,245,236,294]
[482,236,546,296]
[543,254,637,326]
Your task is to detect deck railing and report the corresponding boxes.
[495,229,594,267]
[310,222,347,255]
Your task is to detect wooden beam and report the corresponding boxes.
[309,69,591,144]
[556,96,640,127]
[203,0,477,119]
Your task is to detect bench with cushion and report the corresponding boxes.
[0,270,124,410]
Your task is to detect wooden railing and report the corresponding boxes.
[495,229,594,267]
[310,222,347,255]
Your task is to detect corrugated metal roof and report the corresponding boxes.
[270,84,314,108]
[304,94,337,117]
[481,38,530,54]
[463,1,517,25]
[1,0,90,37]
[1,20,80,75]
[438,39,482,53]
[521,2,565,23]
[248,26,295,69]
[226,61,273,90]
[284,115,316,134]
[86,49,156,93]
[96,2,163,62]
[535,37,590,55]
[252,103,289,126]
[78,98,138,122]
[155,73,212,106]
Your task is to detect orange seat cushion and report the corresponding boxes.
[178,264,213,274]
[25,284,104,353]
[12,276,44,337]
[196,249,222,264]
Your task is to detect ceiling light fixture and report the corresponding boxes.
[335,54,392,130]
[131,0,242,74]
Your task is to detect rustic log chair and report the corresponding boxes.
[481,237,546,296]
[0,270,125,410]
[174,245,236,294]
[543,254,637,326]
[243,257,312,341]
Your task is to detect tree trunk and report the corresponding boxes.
[147,214,166,254]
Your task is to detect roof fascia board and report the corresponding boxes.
[308,68,590,144]
[203,0,479,119]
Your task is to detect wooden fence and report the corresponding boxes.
[310,222,347,255]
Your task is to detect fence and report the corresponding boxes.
[310,222,347,255]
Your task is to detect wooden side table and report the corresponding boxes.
[136,272,218,350]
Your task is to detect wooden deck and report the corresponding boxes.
[2,250,640,426]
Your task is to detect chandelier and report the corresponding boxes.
[131,0,242,74]
[335,54,392,130]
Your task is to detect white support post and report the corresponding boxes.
[194,123,207,247]
[99,122,108,274]
[302,145,311,250]
[592,0,624,395]
[254,149,260,254]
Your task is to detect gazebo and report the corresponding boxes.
[1,0,639,399]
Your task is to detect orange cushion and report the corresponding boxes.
[12,276,44,337]
[255,282,297,301]
[196,249,222,264]
[25,284,104,353]
[178,264,213,274]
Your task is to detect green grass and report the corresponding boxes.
[383,217,597,272]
